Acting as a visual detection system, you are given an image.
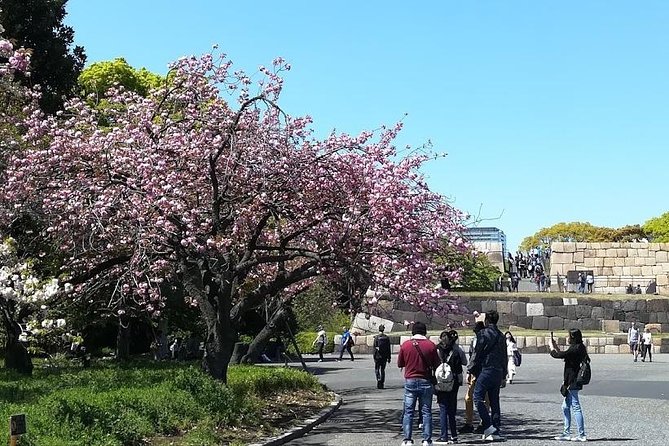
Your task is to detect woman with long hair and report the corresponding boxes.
[435,330,464,444]
[504,331,518,384]
[549,329,589,442]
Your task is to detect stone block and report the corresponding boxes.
[624,257,635,266]
[588,337,600,346]
[525,336,537,347]
[645,323,662,333]
[574,251,584,263]
[497,300,513,314]
[584,249,596,257]
[392,344,401,354]
[582,318,600,330]
[606,248,618,257]
[532,316,549,330]
[548,317,564,330]
[554,253,574,264]
[604,258,615,267]
[619,345,629,354]
[591,243,602,249]
[429,335,440,344]
[593,258,603,267]
[552,242,565,251]
[649,243,660,251]
[515,337,525,349]
[576,305,592,318]
[641,266,654,276]
[657,251,669,262]
[591,307,604,320]
[602,267,614,275]
[481,300,497,313]
[564,242,576,253]
[623,300,637,312]
[516,316,533,329]
[612,267,623,275]
[658,313,669,324]
[544,306,559,317]
[630,266,642,275]
[567,306,577,319]
[564,319,582,330]
[658,275,669,286]
[512,302,526,317]
[584,257,595,267]
[652,265,664,275]
[616,248,627,257]
[638,249,649,257]
[645,257,657,266]
[604,345,619,354]
[563,297,578,306]
[601,320,620,332]
[604,309,614,320]
[576,242,588,250]
[400,335,411,345]
[634,257,645,266]
[526,303,544,316]
[536,336,546,348]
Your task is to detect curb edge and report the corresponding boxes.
[249,393,342,446]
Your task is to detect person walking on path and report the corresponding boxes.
[549,329,589,442]
[312,326,327,362]
[373,324,392,388]
[505,331,518,384]
[641,327,653,362]
[461,320,488,434]
[397,321,440,446]
[586,273,594,293]
[628,322,640,362]
[467,310,507,442]
[435,330,464,445]
[338,327,354,361]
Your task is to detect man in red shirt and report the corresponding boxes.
[397,321,440,446]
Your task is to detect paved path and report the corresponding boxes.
[288,353,669,445]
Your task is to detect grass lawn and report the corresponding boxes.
[0,358,332,446]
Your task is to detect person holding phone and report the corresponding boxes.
[549,329,589,442]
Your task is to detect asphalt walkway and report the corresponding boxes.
[288,353,669,445]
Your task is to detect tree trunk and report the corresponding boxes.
[240,306,287,364]
[200,311,236,383]
[1,309,33,375]
[116,316,130,361]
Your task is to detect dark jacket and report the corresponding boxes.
[373,333,391,362]
[437,344,463,376]
[550,342,588,390]
[467,324,507,376]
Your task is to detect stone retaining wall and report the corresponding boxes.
[550,241,669,294]
[372,294,669,333]
[336,334,669,355]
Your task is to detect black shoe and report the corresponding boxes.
[459,424,474,434]
[474,424,485,434]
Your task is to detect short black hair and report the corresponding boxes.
[412,321,427,336]
[486,310,499,325]
[569,329,583,344]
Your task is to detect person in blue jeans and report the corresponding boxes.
[467,311,507,442]
[397,321,440,446]
[550,329,589,442]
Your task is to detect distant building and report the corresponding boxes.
[464,227,507,272]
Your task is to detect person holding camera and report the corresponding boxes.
[549,329,589,442]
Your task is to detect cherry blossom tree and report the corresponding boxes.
[2,51,466,381]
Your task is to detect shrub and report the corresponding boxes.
[286,331,336,356]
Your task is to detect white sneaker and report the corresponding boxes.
[484,433,504,442]
[421,441,432,446]
[482,426,497,439]
[401,441,414,446]
[555,434,571,441]
[571,436,587,442]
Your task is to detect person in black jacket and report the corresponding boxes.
[373,324,391,389]
[467,310,507,442]
[435,330,464,444]
[549,329,588,442]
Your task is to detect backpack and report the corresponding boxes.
[513,349,522,367]
[348,335,355,346]
[576,355,591,386]
[435,352,455,392]
[374,335,390,360]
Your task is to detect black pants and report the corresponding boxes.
[375,358,388,385]
[339,344,354,360]
[316,342,324,360]
[642,344,652,361]
[437,385,460,440]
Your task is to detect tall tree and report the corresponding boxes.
[78,58,163,99]
[644,212,669,243]
[0,0,86,113]
[2,52,466,382]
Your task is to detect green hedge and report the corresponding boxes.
[287,331,336,356]
[0,361,323,446]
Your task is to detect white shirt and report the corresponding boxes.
[642,332,652,345]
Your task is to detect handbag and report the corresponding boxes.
[560,383,568,397]
[412,340,437,386]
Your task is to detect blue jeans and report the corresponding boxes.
[473,367,503,431]
[562,389,585,437]
[403,378,433,442]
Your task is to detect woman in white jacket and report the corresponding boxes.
[505,331,518,384]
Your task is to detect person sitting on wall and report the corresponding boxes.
[626,284,634,294]
[635,285,642,295]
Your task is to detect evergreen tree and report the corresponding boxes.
[0,0,86,113]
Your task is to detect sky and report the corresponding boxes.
[65,1,669,251]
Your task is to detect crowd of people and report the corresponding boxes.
[388,311,590,445]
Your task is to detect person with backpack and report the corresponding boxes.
[467,310,507,442]
[549,329,589,442]
[312,325,328,362]
[373,324,392,389]
[397,321,440,446]
[435,330,464,444]
[505,331,519,384]
[338,326,355,361]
